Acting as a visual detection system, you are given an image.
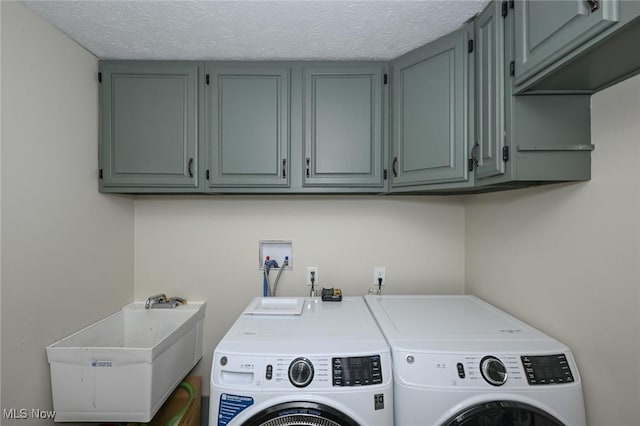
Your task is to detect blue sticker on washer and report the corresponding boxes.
[218,393,254,426]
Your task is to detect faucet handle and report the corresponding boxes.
[169,297,186,306]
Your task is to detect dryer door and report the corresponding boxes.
[443,400,563,426]
[243,401,360,426]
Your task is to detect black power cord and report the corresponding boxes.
[310,270,316,297]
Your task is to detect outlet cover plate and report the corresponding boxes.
[306,267,319,286]
[374,266,386,285]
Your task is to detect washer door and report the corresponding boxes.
[443,400,563,426]
[243,401,360,426]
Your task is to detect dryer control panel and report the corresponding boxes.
[393,350,580,389]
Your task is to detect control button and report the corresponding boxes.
[457,362,466,379]
[288,357,314,388]
[266,364,273,380]
[480,356,508,386]
[220,356,228,366]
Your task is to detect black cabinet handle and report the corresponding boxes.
[282,158,287,179]
[471,141,480,168]
[471,141,479,161]
[188,158,194,178]
[306,158,311,178]
[586,0,599,12]
[392,157,399,178]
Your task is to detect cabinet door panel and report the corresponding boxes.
[515,0,619,85]
[476,0,506,179]
[391,27,470,187]
[100,62,199,188]
[304,66,384,187]
[402,53,453,172]
[220,78,280,175]
[113,77,186,174]
[206,65,289,187]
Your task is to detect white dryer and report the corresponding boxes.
[210,297,393,426]
[365,295,586,426]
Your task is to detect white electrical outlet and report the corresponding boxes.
[306,267,319,286]
[374,266,386,286]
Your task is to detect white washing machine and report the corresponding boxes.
[210,297,393,426]
[365,295,586,426]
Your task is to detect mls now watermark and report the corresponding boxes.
[3,408,56,420]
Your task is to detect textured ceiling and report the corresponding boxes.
[21,0,490,61]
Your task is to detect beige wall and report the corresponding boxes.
[134,195,466,393]
[0,2,134,423]
[465,74,640,425]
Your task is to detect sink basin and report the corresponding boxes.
[46,301,205,422]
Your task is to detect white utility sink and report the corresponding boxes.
[46,301,205,422]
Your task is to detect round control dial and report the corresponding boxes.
[480,356,508,386]
[288,357,314,388]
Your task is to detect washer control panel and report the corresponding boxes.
[213,352,389,390]
[332,355,383,387]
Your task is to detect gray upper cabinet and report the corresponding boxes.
[390,24,474,191]
[475,1,506,180]
[302,65,385,188]
[514,0,619,86]
[103,0,640,194]
[513,0,640,94]
[204,63,290,189]
[473,0,593,189]
[99,62,201,191]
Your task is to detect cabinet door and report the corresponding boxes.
[205,64,289,188]
[100,62,200,189]
[514,0,619,85]
[303,65,385,187]
[391,26,471,187]
[475,0,506,179]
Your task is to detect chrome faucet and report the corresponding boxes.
[145,294,186,309]
[145,293,167,309]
